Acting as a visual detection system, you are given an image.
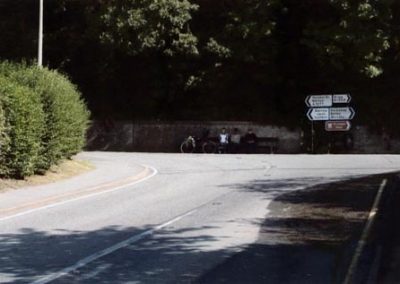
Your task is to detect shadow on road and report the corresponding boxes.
[1,173,396,283]
[199,174,392,284]
[1,224,231,283]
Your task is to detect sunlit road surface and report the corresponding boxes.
[1,152,400,283]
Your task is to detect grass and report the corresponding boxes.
[0,159,94,192]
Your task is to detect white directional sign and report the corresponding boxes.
[307,108,330,121]
[305,95,332,107]
[329,107,355,120]
[333,94,351,104]
[307,107,355,121]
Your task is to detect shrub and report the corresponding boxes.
[0,61,90,177]
[0,97,7,176]
[30,67,90,167]
[0,76,45,178]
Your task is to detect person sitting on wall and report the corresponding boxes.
[230,128,241,153]
[218,127,229,153]
[243,128,257,154]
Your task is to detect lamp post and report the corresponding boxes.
[38,0,43,67]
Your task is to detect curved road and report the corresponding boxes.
[1,152,400,283]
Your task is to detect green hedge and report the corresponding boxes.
[0,89,7,176]
[0,62,90,178]
[0,76,45,178]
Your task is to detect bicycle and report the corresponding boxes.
[180,135,217,153]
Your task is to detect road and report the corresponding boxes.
[1,152,400,283]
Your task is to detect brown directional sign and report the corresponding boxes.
[325,121,351,131]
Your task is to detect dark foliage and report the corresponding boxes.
[0,0,398,134]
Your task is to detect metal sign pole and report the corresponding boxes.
[311,121,314,153]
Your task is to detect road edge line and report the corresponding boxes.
[30,209,197,284]
[343,178,387,284]
[0,165,158,222]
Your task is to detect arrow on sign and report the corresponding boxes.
[325,120,351,131]
[333,94,351,104]
[329,107,355,120]
[307,108,330,121]
[305,95,332,107]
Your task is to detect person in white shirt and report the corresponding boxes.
[218,128,229,153]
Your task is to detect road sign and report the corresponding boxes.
[329,107,355,120]
[305,95,332,107]
[333,94,351,104]
[325,120,351,131]
[307,108,330,121]
[307,107,355,121]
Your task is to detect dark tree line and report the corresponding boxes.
[0,0,399,134]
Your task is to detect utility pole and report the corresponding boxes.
[38,0,43,67]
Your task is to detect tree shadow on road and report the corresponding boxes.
[0,173,395,284]
[1,224,236,283]
[199,173,393,284]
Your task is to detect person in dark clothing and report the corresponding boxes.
[230,128,241,153]
[243,128,257,153]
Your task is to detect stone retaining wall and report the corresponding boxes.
[85,120,400,154]
[86,120,301,153]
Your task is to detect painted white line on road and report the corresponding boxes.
[0,165,158,223]
[343,178,387,284]
[31,209,197,284]
[78,263,112,281]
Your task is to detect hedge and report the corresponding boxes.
[0,62,90,178]
[0,76,45,178]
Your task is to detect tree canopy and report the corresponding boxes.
[0,0,399,133]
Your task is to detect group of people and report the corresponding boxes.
[217,128,258,154]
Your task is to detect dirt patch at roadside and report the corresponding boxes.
[0,159,94,192]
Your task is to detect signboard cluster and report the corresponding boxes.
[305,94,354,131]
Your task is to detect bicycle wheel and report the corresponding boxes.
[181,140,195,153]
[202,141,217,153]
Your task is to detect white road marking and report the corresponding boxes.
[343,178,387,284]
[0,165,158,223]
[31,209,197,284]
[78,263,112,281]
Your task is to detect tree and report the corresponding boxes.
[100,0,199,56]
[300,0,393,78]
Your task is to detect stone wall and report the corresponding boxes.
[352,126,400,154]
[85,120,400,154]
[86,120,301,153]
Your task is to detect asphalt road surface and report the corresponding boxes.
[1,152,400,284]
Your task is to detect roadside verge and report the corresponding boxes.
[0,160,157,222]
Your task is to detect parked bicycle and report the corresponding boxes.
[180,135,217,153]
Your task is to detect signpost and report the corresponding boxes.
[305,95,332,107]
[325,121,351,131]
[307,108,330,121]
[305,93,355,153]
[333,94,351,104]
[329,107,355,120]
[307,107,355,121]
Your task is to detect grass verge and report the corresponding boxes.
[0,159,94,192]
